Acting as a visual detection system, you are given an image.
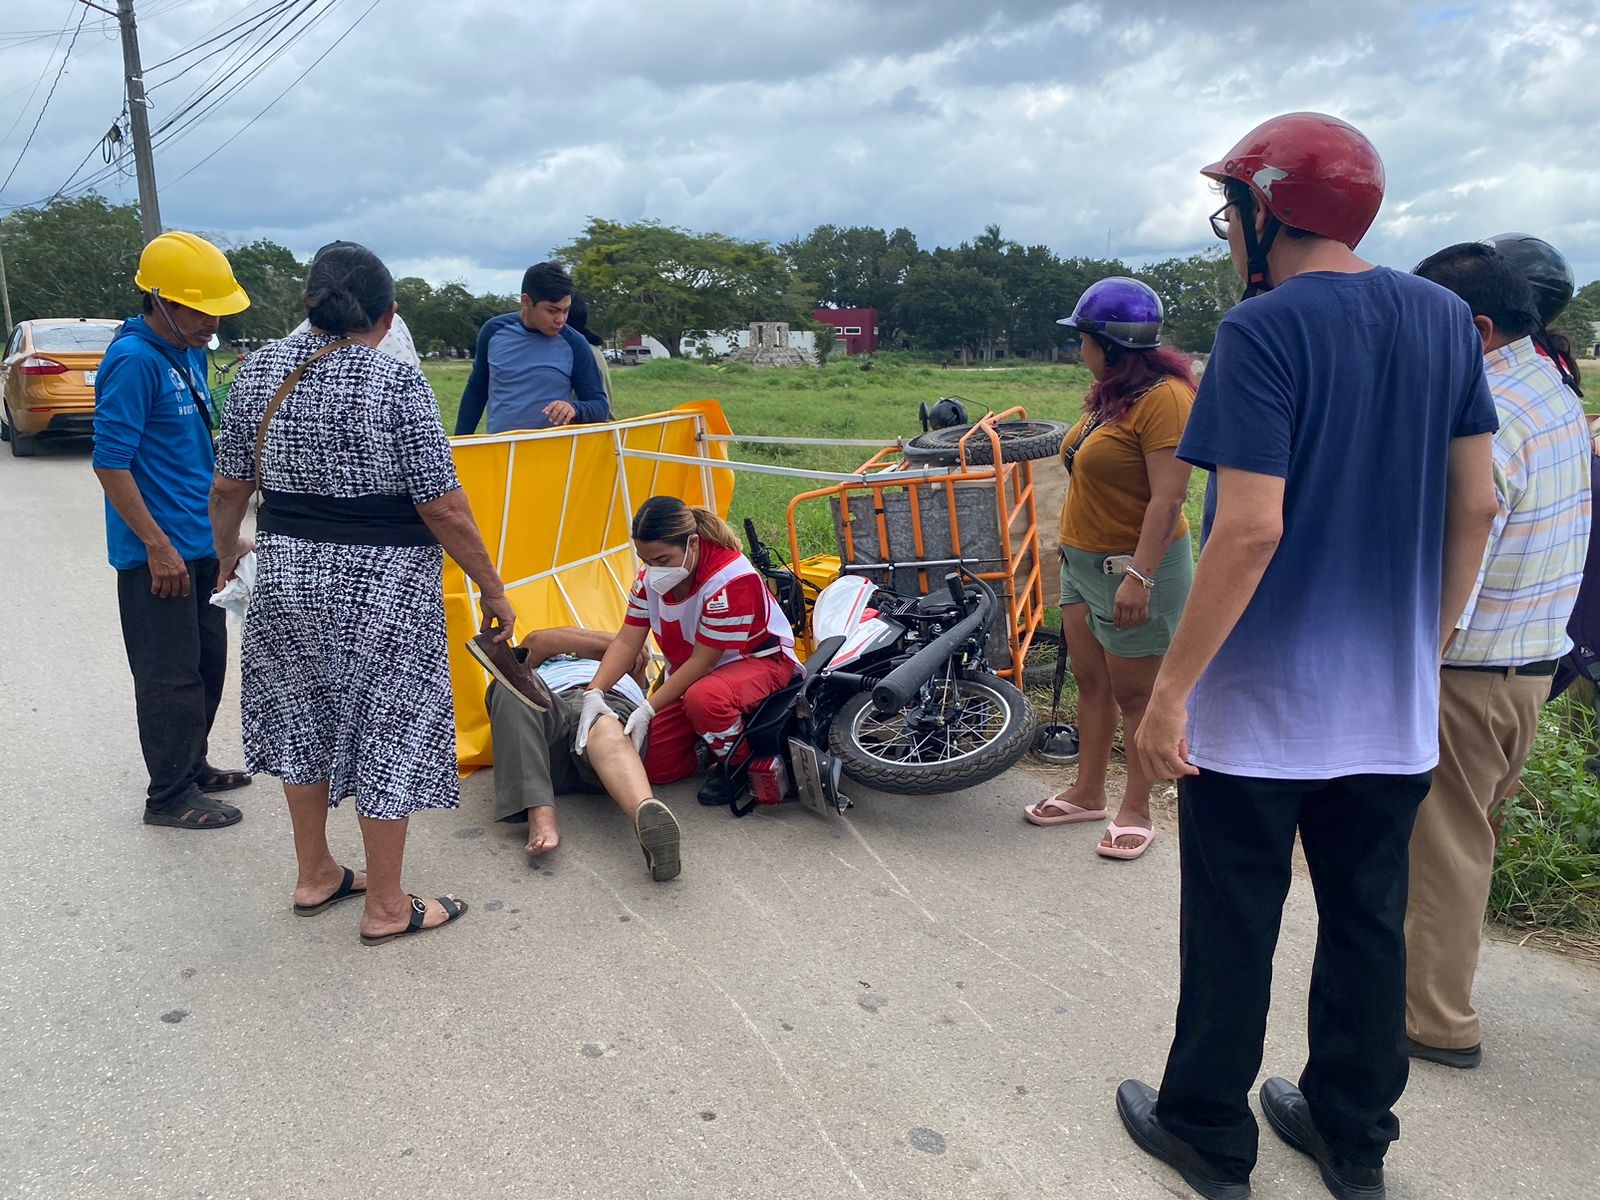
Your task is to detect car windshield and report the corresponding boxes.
[31,324,117,353]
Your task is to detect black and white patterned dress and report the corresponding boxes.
[215,330,462,819]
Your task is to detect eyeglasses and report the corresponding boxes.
[1208,203,1232,240]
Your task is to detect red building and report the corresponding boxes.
[812,307,878,356]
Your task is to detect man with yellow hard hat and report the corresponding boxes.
[92,231,253,830]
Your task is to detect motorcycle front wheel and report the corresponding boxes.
[829,671,1036,795]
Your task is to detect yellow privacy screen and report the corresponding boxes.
[443,401,733,768]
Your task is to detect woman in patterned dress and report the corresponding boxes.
[210,242,515,946]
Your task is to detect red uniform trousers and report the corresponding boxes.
[643,654,797,784]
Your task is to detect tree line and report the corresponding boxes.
[0,196,519,355]
[3,195,1597,361]
[557,218,1245,358]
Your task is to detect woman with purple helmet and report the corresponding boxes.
[1023,277,1196,861]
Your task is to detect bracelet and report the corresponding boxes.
[1125,564,1156,590]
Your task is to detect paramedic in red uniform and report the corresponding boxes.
[578,496,800,808]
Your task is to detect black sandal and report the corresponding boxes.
[293,866,367,917]
[197,766,252,794]
[143,792,243,830]
[359,895,467,946]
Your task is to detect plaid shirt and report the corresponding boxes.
[1448,337,1591,666]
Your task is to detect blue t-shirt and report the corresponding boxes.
[1178,268,1497,779]
[91,317,217,570]
[453,314,609,435]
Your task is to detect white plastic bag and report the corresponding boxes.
[209,551,256,630]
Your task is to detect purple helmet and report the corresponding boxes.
[1058,277,1164,349]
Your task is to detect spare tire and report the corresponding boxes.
[903,419,1069,466]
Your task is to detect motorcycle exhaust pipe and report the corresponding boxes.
[869,578,994,715]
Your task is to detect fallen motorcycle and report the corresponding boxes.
[717,521,1037,817]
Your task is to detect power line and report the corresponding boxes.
[5,0,375,211]
[0,5,89,199]
[0,3,77,146]
[150,0,325,139]
[0,28,93,51]
[39,124,118,203]
[0,113,121,213]
[143,0,297,81]
[167,0,382,186]
[17,0,327,204]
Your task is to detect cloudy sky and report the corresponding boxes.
[2,0,1597,294]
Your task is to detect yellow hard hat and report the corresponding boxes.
[134,231,251,317]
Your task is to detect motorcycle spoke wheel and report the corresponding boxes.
[828,672,1036,795]
[851,683,1009,766]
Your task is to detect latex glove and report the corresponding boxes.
[622,699,656,754]
[573,689,612,756]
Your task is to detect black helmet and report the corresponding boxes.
[919,396,970,432]
[1486,233,1575,325]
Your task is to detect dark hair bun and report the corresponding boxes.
[302,243,395,335]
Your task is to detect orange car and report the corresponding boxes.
[1,317,122,457]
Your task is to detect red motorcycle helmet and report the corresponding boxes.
[1202,112,1386,250]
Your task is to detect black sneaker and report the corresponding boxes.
[1115,1080,1251,1200]
[697,768,735,808]
[467,634,554,713]
[1406,1038,1482,1069]
[1259,1077,1385,1200]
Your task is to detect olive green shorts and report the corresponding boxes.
[1058,536,1193,659]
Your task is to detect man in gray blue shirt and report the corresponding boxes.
[454,261,610,435]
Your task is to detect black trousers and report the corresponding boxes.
[1155,768,1431,1180]
[115,557,227,811]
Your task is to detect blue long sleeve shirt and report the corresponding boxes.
[454,314,610,435]
[91,316,217,569]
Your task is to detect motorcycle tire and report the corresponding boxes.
[901,419,1069,466]
[829,670,1037,795]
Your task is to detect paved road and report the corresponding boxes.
[3,439,1596,1200]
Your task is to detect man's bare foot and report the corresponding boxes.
[526,805,560,856]
[293,864,368,909]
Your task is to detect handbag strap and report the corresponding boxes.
[1062,411,1104,475]
[1062,382,1166,476]
[253,338,354,492]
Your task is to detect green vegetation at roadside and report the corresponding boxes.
[1491,694,1600,939]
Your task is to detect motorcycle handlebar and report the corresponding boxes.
[869,574,994,715]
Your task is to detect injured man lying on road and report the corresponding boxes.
[470,626,683,882]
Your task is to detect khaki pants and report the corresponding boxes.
[1404,666,1547,1049]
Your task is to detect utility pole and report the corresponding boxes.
[114,0,161,243]
[0,238,12,335]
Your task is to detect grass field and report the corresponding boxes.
[420,354,1600,559]
[421,354,1109,557]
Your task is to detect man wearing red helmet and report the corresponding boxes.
[1118,113,1499,1200]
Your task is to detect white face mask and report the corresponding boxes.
[644,536,697,596]
[646,564,691,595]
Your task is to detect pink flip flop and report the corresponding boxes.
[1025,795,1112,826]
[1097,823,1156,861]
